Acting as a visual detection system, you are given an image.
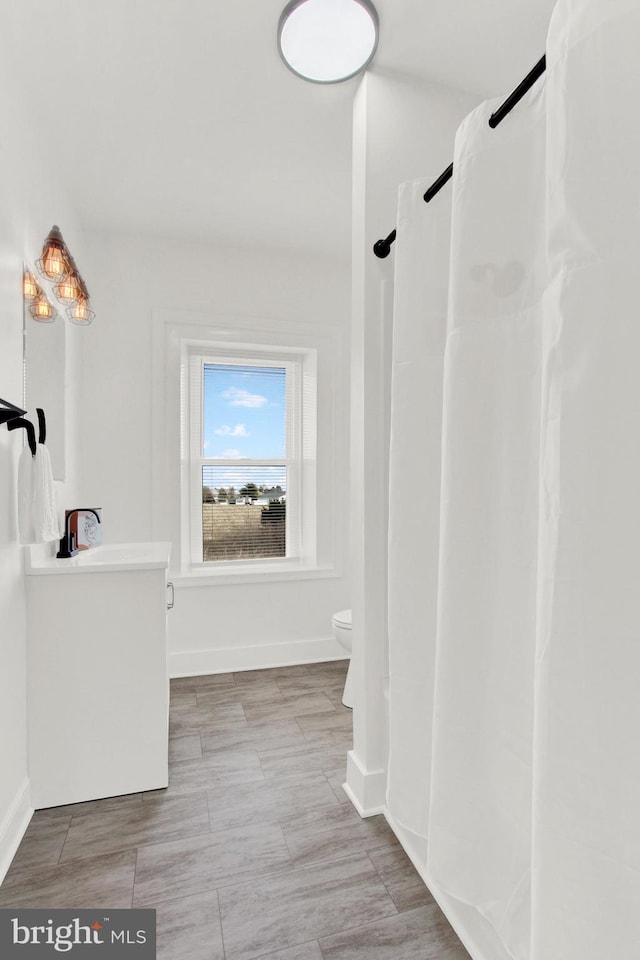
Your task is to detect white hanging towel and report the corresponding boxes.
[17,445,35,544]
[32,443,61,543]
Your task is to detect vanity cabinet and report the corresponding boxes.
[25,542,171,809]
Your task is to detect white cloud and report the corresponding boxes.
[214,424,249,437]
[222,387,267,408]
[221,448,243,459]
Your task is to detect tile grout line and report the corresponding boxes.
[364,850,406,916]
[56,818,72,865]
[131,846,139,908]
[216,888,227,960]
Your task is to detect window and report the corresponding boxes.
[185,344,314,569]
[153,312,345,582]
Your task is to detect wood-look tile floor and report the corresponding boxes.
[0,662,470,960]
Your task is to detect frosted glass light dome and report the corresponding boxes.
[278,0,379,84]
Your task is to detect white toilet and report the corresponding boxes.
[332,609,353,708]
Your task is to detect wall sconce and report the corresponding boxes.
[33,225,95,325]
[24,268,57,322]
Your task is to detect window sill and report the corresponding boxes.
[171,560,340,587]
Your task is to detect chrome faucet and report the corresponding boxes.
[56,508,102,559]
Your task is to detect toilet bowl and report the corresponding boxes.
[332,608,353,708]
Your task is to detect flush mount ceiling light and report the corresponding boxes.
[278,0,378,84]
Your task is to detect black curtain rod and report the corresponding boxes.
[373,54,547,259]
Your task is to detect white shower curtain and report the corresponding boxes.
[386,176,451,865]
[386,2,640,959]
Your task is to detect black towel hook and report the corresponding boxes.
[7,417,36,457]
[36,408,46,445]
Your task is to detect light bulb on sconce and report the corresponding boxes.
[67,292,95,325]
[29,293,57,323]
[66,301,95,325]
[36,225,71,281]
[53,272,82,303]
[65,273,94,324]
[23,269,40,301]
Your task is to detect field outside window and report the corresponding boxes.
[192,359,299,565]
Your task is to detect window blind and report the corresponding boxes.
[201,466,287,562]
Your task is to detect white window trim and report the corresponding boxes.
[151,309,346,585]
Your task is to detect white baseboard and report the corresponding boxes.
[343,749,386,817]
[0,779,32,886]
[169,636,346,677]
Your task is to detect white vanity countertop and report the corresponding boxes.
[25,542,172,575]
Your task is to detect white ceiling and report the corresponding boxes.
[11,0,557,259]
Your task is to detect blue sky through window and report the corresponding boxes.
[203,363,286,463]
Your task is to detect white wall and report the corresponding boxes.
[347,70,478,814]
[0,41,84,877]
[76,231,351,674]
